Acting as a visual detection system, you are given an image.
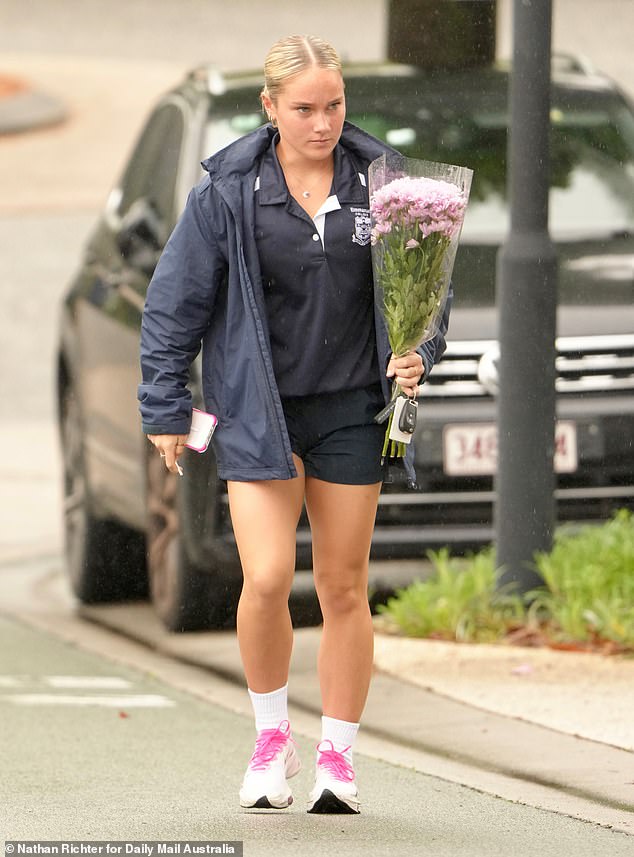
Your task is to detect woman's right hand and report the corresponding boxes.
[147,433,189,475]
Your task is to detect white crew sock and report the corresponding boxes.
[320,715,360,767]
[248,684,289,732]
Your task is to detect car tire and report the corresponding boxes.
[146,446,240,632]
[60,384,147,603]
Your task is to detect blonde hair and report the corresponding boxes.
[261,35,342,107]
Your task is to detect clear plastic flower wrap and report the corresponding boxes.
[369,154,473,462]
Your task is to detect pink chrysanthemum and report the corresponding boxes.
[370,176,467,241]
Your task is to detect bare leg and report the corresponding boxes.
[228,455,306,693]
[304,479,381,722]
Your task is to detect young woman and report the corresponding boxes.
[139,35,450,814]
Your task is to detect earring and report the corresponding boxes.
[269,114,278,128]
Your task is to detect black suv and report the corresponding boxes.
[57,57,634,631]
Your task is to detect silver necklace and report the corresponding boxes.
[280,161,333,199]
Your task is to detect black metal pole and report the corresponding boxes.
[495,0,557,590]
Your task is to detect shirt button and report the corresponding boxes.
[312,233,320,242]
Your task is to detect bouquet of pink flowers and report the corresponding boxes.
[369,154,473,461]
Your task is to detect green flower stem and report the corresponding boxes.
[377,230,451,357]
[381,383,407,462]
[374,224,454,464]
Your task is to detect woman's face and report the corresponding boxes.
[265,67,346,164]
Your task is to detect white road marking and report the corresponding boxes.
[45,676,132,689]
[0,675,176,707]
[0,676,27,687]
[4,693,176,708]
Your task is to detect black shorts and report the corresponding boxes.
[281,384,387,485]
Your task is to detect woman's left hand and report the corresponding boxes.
[147,433,189,475]
[386,351,424,398]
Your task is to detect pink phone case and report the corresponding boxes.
[185,408,218,453]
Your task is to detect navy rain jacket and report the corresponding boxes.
[138,122,451,483]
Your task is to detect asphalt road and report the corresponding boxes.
[3,608,634,857]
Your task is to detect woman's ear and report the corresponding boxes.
[261,93,275,124]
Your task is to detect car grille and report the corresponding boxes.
[421,334,634,399]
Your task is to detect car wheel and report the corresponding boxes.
[60,384,147,603]
[146,448,240,632]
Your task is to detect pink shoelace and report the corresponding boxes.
[248,720,293,771]
[316,739,355,782]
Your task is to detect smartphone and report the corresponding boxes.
[185,408,218,453]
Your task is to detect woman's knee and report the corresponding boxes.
[241,564,294,607]
[315,570,369,616]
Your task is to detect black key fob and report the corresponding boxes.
[398,398,418,434]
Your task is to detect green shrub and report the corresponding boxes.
[376,547,525,643]
[377,510,634,650]
[528,509,634,648]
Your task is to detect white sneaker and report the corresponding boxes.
[239,720,301,809]
[307,740,360,814]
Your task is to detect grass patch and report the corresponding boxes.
[377,509,634,651]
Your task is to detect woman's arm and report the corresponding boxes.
[138,179,227,436]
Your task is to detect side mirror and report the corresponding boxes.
[116,198,166,276]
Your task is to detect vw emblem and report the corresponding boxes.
[477,344,500,396]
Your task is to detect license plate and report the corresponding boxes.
[442,421,577,476]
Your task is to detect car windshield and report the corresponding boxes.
[203,68,634,307]
[349,87,634,247]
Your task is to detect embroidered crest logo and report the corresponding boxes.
[351,207,371,246]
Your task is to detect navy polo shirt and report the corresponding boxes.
[254,138,379,398]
